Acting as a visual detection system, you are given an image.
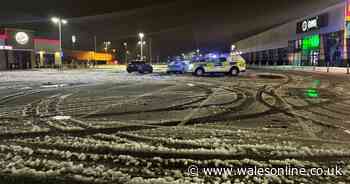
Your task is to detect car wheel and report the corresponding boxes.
[195,68,205,76]
[229,67,239,76]
[127,69,132,73]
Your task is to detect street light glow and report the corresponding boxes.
[51,17,68,24]
[138,41,146,45]
[72,35,76,43]
[139,33,144,39]
[51,17,60,24]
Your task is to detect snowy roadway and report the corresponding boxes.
[0,68,350,183]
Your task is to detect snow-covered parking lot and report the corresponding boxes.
[0,69,350,183]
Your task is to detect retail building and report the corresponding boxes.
[0,28,113,70]
[236,2,349,67]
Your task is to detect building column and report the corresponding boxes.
[39,52,44,67]
[320,35,326,67]
[7,50,14,69]
[54,52,62,66]
[30,52,36,69]
[0,50,7,70]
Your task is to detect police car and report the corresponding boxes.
[189,54,246,76]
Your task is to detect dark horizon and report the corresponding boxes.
[0,0,342,59]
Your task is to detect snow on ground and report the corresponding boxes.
[0,68,350,183]
[0,68,171,86]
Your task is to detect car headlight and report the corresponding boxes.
[188,64,194,70]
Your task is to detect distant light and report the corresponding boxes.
[138,41,146,45]
[51,17,60,24]
[72,35,76,43]
[231,45,236,51]
[139,33,145,39]
[51,17,67,25]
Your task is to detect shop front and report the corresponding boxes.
[34,38,61,68]
[289,32,344,67]
[0,28,62,70]
[0,28,35,70]
[288,13,334,67]
[236,2,347,67]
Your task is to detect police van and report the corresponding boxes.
[189,54,246,76]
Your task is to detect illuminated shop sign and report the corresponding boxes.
[302,35,320,50]
[297,14,328,33]
[0,45,13,50]
[15,32,30,45]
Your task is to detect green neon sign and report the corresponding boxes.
[302,35,320,50]
[306,89,320,98]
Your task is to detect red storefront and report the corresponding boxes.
[0,28,61,70]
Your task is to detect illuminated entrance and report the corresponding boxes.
[302,35,321,66]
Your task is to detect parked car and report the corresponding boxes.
[127,61,153,74]
[190,55,246,76]
[167,60,190,74]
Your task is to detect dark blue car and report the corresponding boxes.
[127,61,153,74]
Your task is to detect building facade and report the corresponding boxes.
[235,2,349,67]
[0,28,61,70]
[0,28,114,70]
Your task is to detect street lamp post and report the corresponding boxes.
[124,42,128,64]
[51,17,67,68]
[104,41,111,53]
[138,41,146,60]
[138,33,145,61]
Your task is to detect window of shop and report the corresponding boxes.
[44,54,55,67]
[288,40,303,66]
[262,51,268,65]
[323,31,343,67]
[11,51,32,70]
[278,48,288,65]
[268,49,275,65]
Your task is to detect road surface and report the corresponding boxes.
[0,68,349,183]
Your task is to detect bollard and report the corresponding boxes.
[347,64,350,75]
[327,64,330,73]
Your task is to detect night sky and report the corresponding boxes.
[0,0,342,59]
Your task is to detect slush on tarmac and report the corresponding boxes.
[0,68,349,183]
